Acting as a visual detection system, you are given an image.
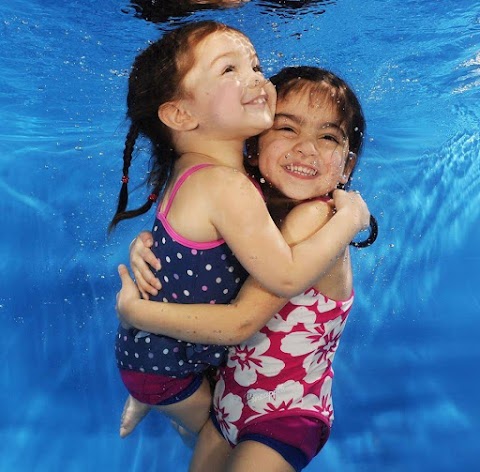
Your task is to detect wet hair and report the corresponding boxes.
[109,20,247,232]
[247,66,365,189]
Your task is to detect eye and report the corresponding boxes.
[222,64,236,74]
[278,126,295,133]
[320,134,341,144]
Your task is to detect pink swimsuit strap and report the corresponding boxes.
[160,164,213,218]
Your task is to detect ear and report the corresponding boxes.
[340,151,357,184]
[158,101,198,131]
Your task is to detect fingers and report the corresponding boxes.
[132,268,158,299]
[118,264,130,281]
[138,231,154,248]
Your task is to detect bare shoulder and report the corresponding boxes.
[196,165,256,193]
[281,199,334,245]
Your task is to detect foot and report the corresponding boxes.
[120,395,151,438]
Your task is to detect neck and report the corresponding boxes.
[175,135,246,170]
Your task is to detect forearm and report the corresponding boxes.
[122,280,286,345]
[284,207,360,295]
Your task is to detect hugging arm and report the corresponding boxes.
[117,199,337,345]
[116,265,286,345]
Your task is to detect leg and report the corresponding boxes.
[155,376,212,438]
[120,395,151,438]
[225,441,295,472]
[170,419,197,450]
[189,419,232,472]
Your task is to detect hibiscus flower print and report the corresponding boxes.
[302,375,334,425]
[227,331,285,387]
[266,305,317,333]
[245,380,305,422]
[280,317,346,380]
[213,378,244,443]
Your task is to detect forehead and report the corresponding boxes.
[196,30,256,58]
[276,88,342,125]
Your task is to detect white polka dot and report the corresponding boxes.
[215,353,221,358]
[221,254,227,260]
[163,349,169,355]
[145,337,151,344]
[174,274,179,280]
[152,366,158,371]
[135,353,139,359]
[166,256,171,263]
[228,266,234,273]
[187,269,193,276]
[163,276,169,283]
[154,241,158,247]
[162,237,166,244]
[179,360,184,366]
[163,297,168,302]
[223,289,229,295]
[165,366,171,371]
[153,225,158,232]
[177,252,182,259]
[148,353,154,359]
[183,290,190,296]
[205,264,212,271]
[139,368,145,373]
[235,278,240,283]
[216,277,222,284]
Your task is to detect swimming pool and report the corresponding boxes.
[1,0,479,470]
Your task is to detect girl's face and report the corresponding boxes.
[258,88,354,201]
[180,30,276,140]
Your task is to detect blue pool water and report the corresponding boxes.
[1,0,479,470]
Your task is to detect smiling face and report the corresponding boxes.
[180,29,276,140]
[257,86,355,201]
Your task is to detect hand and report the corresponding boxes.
[116,264,141,329]
[130,231,162,300]
[332,189,370,231]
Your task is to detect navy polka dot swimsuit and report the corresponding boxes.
[116,164,249,378]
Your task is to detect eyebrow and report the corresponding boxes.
[210,51,259,69]
[275,113,346,136]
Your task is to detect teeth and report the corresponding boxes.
[285,164,317,176]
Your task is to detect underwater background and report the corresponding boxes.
[1,0,479,470]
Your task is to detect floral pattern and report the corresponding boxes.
[214,289,353,445]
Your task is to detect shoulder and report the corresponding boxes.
[281,199,334,245]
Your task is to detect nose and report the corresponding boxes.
[293,139,318,159]
[247,73,267,89]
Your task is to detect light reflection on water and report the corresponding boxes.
[1,0,479,470]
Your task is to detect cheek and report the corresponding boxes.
[257,141,284,177]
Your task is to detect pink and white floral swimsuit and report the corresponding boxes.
[213,287,354,445]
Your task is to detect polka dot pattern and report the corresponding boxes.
[115,214,248,377]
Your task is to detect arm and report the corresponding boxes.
[205,167,368,298]
[117,265,286,345]
[117,199,335,345]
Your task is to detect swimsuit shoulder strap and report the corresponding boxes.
[161,164,213,217]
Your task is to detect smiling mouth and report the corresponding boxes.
[285,164,318,177]
[244,95,267,106]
